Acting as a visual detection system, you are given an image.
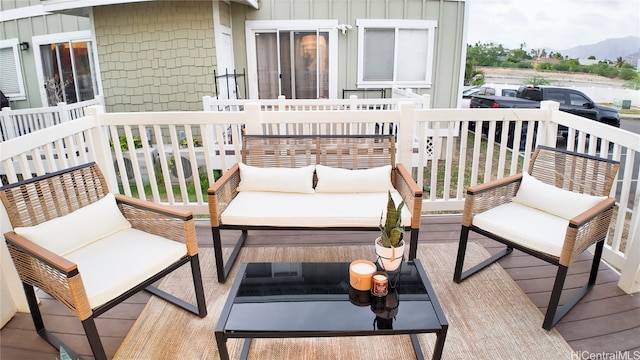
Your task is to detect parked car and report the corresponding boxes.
[459,84,519,108]
[470,85,620,150]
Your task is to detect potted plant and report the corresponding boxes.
[375,191,405,271]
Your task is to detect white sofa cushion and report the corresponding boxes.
[513,172,606,220]
[237,163,315,194]
[221,191,411,227]
[14,193,132,256]
[65,228,186,308]
[314,165,393,193]
[472,202,568,257]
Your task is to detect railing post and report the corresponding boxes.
[244,103,262,135]
[538,101,559,147]
[56,102,70,126]
[618,213,640,294]
[203,95,212,111]
[85,105,118,192]
[0,107,16,141]
[277,95,286,111]
[397,102,416,167]
[348,95,358,110]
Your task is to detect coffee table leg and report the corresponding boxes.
[432,327,448,360]
[215,332,229,360]
[240,338,253,360]
[410,334,425,360]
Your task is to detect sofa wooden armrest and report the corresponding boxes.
[393,163,423,230]
[207,163,241,228]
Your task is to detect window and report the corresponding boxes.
[246,20,338,99]
[0,39,27,100]
[570,92,590,107]
[40,40,98,105]
[33,31,100,106]
[356,19,437,88]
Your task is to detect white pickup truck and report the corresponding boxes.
[459,84,519,108]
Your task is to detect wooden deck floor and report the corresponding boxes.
[2,215,639,359]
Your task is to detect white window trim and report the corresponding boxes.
[356,19,437,89]
[0,39,27,101]
[32,30,101,106]
[245,20,338,99]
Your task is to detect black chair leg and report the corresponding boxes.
[454,226,513,283]
[82,317,107,360]
[212,227,247,283]
[408,227,419,260]
[190,254,208,317]
[453,226,470,283]
[23,283,44,332]
[542,240,604,330]
[22,283,83,359]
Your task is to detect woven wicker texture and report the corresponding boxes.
[114,243,573,359]
[208,135,421,229]
[1,163,198,319]
[464,147,619,266]
[242,135,396,169]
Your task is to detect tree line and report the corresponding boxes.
[465,42,640,89]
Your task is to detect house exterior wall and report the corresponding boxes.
[0,0,90,109]
[93,1,216,112]
[231,0,466,108]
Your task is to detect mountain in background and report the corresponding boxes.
[557,36,640,64]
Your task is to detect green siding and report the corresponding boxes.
[93,1,215,112]
[237,0,466,107]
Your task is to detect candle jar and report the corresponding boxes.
[349,260,376,291]
[371,271,389,297]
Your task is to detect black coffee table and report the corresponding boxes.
[215,259,448,360]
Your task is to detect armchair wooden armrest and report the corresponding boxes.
[4,231,92,320]
[561,197,616,266]
[115,194,198,256]
[207,163,241,227]
[392,163,423,229]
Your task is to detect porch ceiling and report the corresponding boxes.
[41,0,259,17]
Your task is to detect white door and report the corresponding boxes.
[217,31,237,99]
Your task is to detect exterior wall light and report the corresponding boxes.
[19,42,29,51]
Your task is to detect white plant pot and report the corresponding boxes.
[375,237,405,271]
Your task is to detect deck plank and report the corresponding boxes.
[1,215,638,359]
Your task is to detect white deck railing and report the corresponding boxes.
[0,99,638,294]
[0,96,104,142]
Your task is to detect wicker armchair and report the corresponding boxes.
[0,163,207,359]
[453,146,619,330]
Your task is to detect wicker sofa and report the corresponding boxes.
[207,134,423,282]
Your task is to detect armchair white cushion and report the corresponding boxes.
[13,193,132,256]
[314,164,393,193]
[472,202,568,257]
[65,228,186,308]
[513,172,607,220]
[237,163,315,194]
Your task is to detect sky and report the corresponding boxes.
[466,0,640,51]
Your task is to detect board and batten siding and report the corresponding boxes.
[234,0,467,108]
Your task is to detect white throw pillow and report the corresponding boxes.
[14,193,132,256]
[512,171,607,220]
[237,162,315,194]
[314,164,394,193]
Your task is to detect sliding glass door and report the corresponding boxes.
[248,20,336,100]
